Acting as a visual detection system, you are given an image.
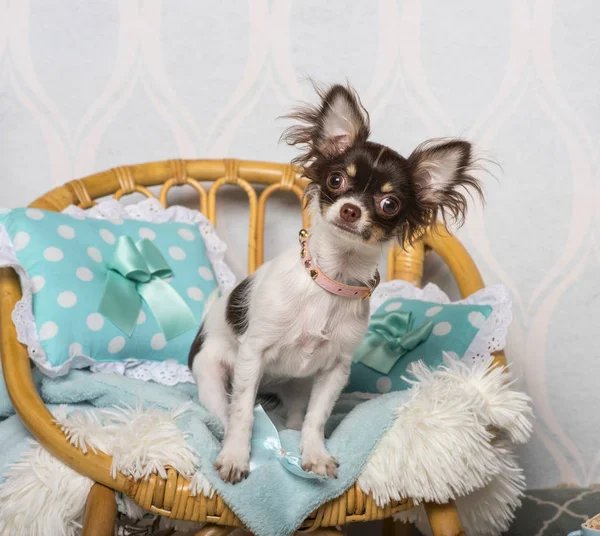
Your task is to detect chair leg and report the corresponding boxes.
[194,526,242,535]
[424,501,464,536]
[383,518,413,535]
[82,483,117,536]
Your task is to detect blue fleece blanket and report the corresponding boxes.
[0,369,409,536]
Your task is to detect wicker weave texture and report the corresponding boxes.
[122,470,411,530]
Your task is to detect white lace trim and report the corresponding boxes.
[90,359,194,386]
[0,199,236,385]
[371,280,512,366]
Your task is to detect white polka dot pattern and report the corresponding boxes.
[187,287,204,301]
[31,275,45,293]
[151,333,166,350]
[139,228,156,240]
[86,313,104,331]
[198,266,214,280]
[58,225,75,239]
[26,208,44,220]
[14,231,30,251]
[169,246,186,260]
[44,247,64,262]
[178,228,195,241]
[69,342,83,357]
[76,267,94,281]
[108,336,126,354]
[87,247,102,262]
[2,201,230,385]
[468,311,486,329]
[57,291,77,308]
[100,229,116,244]
[425,306,443,317]
[39,321,58,340]
[433,321,452,336]
[384,301,402,312]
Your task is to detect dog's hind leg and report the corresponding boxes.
[192,336,233,432]
[215,340,265,483]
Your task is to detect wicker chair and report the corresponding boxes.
[0,159,505,536]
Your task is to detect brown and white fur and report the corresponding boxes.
[188,84,484,484]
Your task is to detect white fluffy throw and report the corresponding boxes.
[0,355,532,536]
[359,355,533,535]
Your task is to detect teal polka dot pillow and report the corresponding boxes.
[345,281,511,394]
[0,199,236,382]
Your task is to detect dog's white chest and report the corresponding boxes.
[263,288,368,378]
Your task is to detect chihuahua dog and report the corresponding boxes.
[188,84,483,483]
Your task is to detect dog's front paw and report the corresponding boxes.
[215,447,249,484]
[301,449,339,478]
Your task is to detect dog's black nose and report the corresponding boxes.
[340,203,361,223]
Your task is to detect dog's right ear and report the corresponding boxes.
[314,85,370,157]
[282,84,370,166]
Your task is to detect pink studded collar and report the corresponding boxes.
[298,229,380,300]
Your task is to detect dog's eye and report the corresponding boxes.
[379,196,400,216]
[326,174,346,190]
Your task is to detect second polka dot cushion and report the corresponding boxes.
[345,297,493,394]
[0,208,219,370]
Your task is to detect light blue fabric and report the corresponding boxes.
[249,405,326,480]
[346,297,492,393]
[0,369,409,536]
[0,208,218,371]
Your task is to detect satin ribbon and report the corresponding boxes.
[249,405,327,480]
[98,236,196,340]
[353,310,434,374]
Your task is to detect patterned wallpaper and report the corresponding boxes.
[1,0,598,490]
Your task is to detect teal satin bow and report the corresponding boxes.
[249,405,327,480]
[353,310,433,374]
[98,236,196,340]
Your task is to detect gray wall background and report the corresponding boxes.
[1,0,599,489]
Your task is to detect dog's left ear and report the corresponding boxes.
[408,140,483,224]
